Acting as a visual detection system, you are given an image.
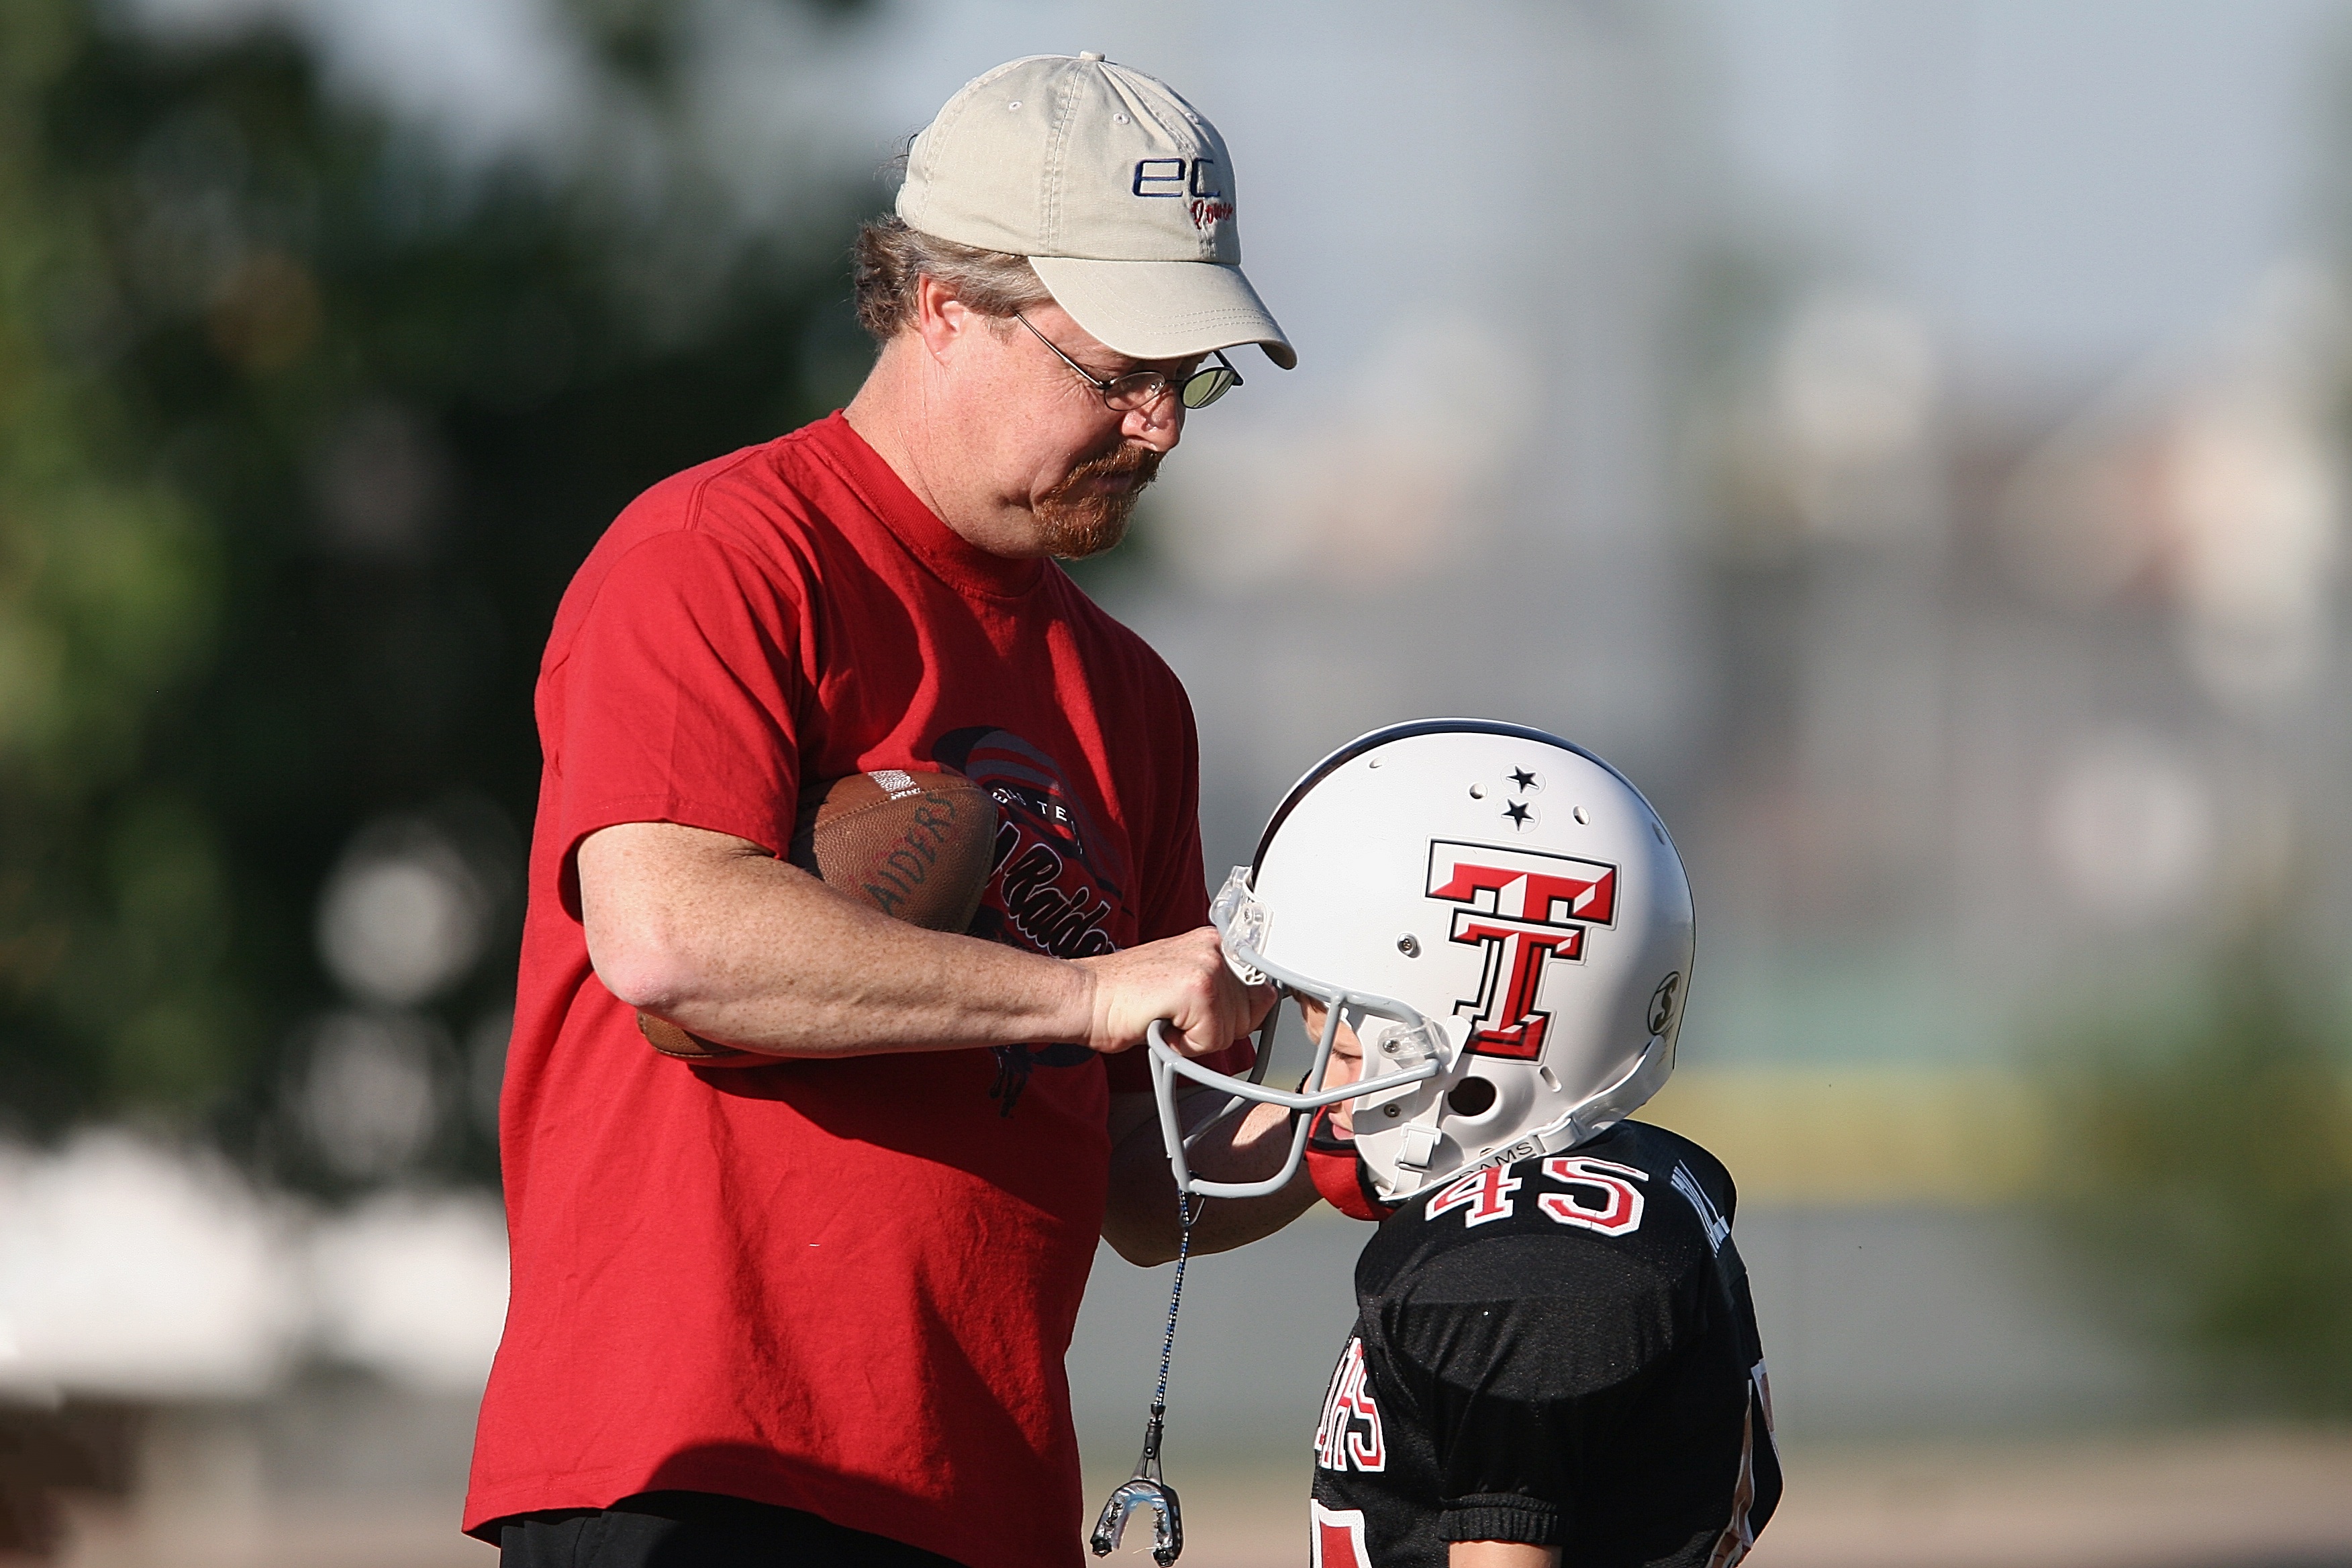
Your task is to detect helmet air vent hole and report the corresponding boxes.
[1468,784,1486,799]
[1397,934,1420,957]
[1446,1077,1498,1117]
[1653,822,1666,843]
[1538,1065,1561,1092]
[1573,805,1589,824]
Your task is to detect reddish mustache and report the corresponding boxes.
[1062,444,1162,491]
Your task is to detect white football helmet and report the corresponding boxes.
[1148,720,1694,1205]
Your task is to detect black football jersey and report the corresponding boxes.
[1308,1120,1779,1568]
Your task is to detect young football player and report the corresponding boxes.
[1139,720,1779,1568]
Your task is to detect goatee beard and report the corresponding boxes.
[1035,443,1161,559]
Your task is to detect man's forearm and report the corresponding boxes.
[583,821,1089,1056]
[580,820,1267,1061]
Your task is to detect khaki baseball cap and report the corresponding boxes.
[897,53,1296,371]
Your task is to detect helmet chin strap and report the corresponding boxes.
[1103,931,1446,1560]
[1089,1185,1195,1566]
[1097,875,1459,1561]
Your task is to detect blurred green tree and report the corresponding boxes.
[0,0,872,1183]
[2043,938,2352,1414]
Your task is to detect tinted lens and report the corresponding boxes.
[1180,367,1237,409]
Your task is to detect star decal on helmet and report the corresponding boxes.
[1504,801,1532,827]
[1509,768,1538,791]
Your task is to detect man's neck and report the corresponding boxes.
[843,346,1042,559]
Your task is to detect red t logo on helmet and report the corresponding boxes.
[1425,842,1618,1061]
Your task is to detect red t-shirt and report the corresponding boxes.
[464,413,1231,1568]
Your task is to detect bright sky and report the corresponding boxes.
[1708,0,2350,381]
[125,0,2352,389]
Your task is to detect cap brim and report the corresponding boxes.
[1028,256,1297,371]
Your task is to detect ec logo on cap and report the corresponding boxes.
[1132,157,1222,199]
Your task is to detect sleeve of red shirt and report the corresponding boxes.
[548,529,812,917]
[1133,677,1210,948]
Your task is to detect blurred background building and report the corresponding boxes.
[2,0,2350,1563]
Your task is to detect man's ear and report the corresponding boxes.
[913,273,975,364]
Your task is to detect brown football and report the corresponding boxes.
[638,766,1000,1065]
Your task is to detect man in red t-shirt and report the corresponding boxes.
[467,54,1313,1568]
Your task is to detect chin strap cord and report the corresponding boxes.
[1090,1191,1197,1565]
[1156,1189,1195,1410]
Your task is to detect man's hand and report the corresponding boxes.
[1075,927,1274,1058]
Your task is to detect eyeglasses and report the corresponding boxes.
[1014,314,1243,411]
